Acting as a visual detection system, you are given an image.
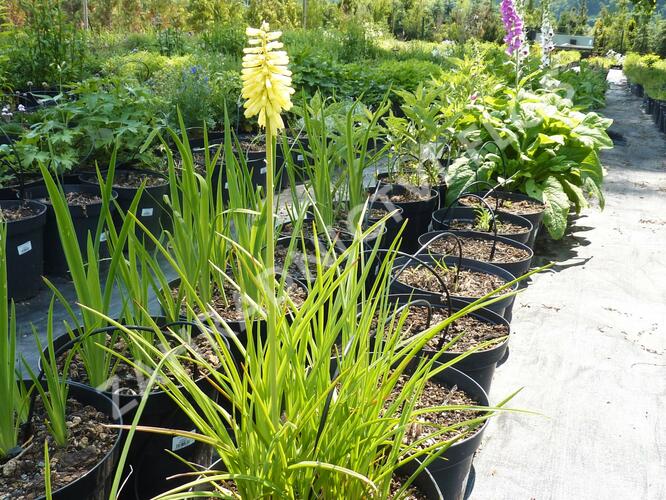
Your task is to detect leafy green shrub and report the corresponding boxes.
[7,0,87,88]
[121,32,158,52]
[200,25,246,57]
[0,77,165,174]
[555,63,609,110]
[291,56,442,106]
[102,51,195,81]
[552,50,582,68]
[624,53,666,100]
[446,88,612,239]
[166,65,214,130]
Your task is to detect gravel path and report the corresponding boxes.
[470,70,666,499]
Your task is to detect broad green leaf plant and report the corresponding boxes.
[446,87,612,239]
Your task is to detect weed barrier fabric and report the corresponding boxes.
[469,71,666,499]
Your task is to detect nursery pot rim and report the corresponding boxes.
[431,206,533,237]
[0,198,48,224]
[391,254,519,299]
[405,359,490,450]
[42,317,220,401]
[386,293,511,357]
[23,183,119,209]
[78,167,169,190]
[368,185,440,209]
[417,230,534,266]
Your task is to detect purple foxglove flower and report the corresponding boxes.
[500,0,525,56]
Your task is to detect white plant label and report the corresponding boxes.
[172,431,196,451]
[297,154,304,161]
[141,207,154,217]
[17,241,32,256]
[100,232,107,242]
[260,166,267,174]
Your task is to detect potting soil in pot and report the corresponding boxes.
[109,170,168,188]
[389,475,429,500]
[60,332,219,394]
[385,375,483,447]
[373,190,433,203]
[39,191,103,207]
[0,204,41,221]
[425,237,530,264]
[446,218,526,235]
[275,243,337,282]
[172,280,308,322]
[0,399,116,498]
[458,195,543,216]
[394,265,510,298]
[389,305,508,353]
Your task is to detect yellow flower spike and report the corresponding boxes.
[241,22,294,136]
[240,22,295,426]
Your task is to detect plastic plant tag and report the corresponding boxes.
[141,207,154,217]
[172,431,196,451]
[17,241,32,255]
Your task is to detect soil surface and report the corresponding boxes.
[424,236,530,263]
[62,329,218,395]
[174,280,307,321]
[395,264,510,298]
[275,242,337,281]
[40,191,102,207]
[0,398,117,499]
[459,195,543,215]
[446,218,528,235]
[237,135,266,153]
[381,170,445,188]
[372,189,433,203]
[390,305,509,352]
[113,171,168,189]
[389,475,429,500]
[471,70,666,499]
[0,203,40,222]
[386,375,483,448]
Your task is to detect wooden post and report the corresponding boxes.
[82,0,89,29]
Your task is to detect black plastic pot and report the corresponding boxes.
[0,200,47,300]
[390,254,518,319]
[418,230,534,279]
[0,177,44,200]
[658,101,666,133]
[366,206,404,250]
[376,172,447,210]
[23,184,118,276]
[484,191,545,248]
[431,206,532,246]
[369,185,439,253]
[420,363,489,499]
[36,383,122,500]
[48,321,217,500]
[387,294,510,394]
[80,169,170,245]
[396,460,444,499]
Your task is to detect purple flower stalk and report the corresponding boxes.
[500,0,525,56]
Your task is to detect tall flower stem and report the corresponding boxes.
[265,119,278,424]
[241,21,294,425]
